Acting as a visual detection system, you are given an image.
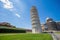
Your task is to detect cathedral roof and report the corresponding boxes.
[46,17,53,21]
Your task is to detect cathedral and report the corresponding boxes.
[42,17,60,31]
[46,18,60,31]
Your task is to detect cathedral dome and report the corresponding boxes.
[46,17,53,21]
[46,17,53,23]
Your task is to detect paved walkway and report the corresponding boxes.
[54,33,60,40]
[50,33,60,40]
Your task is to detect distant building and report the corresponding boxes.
[41,24,45,31]
[56,22,60,30]
[0,22,16,28]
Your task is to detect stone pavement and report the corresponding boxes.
[55,33,60,40]
[50,33,60,40]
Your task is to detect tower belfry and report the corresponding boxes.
[30,6,42,33]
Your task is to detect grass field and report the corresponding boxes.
[0,33,53,40]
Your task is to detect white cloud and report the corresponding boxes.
[0,0,27,18]
[0,0,13,9]
[15,13,20,18]
[0,0,21,18]
[12,0,27,13]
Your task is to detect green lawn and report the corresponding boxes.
[0,33,53,40]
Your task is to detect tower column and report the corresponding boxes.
[30,6,42,33]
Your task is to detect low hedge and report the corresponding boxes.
[0,28,26,33]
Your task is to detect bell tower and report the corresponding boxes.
[30,6,42,33]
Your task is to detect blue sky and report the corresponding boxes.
[0,0,60,29]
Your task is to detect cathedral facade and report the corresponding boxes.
[42,18,60,31]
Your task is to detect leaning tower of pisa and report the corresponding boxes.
[30,6,42,33]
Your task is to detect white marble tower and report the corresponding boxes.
[30,6,42,33]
